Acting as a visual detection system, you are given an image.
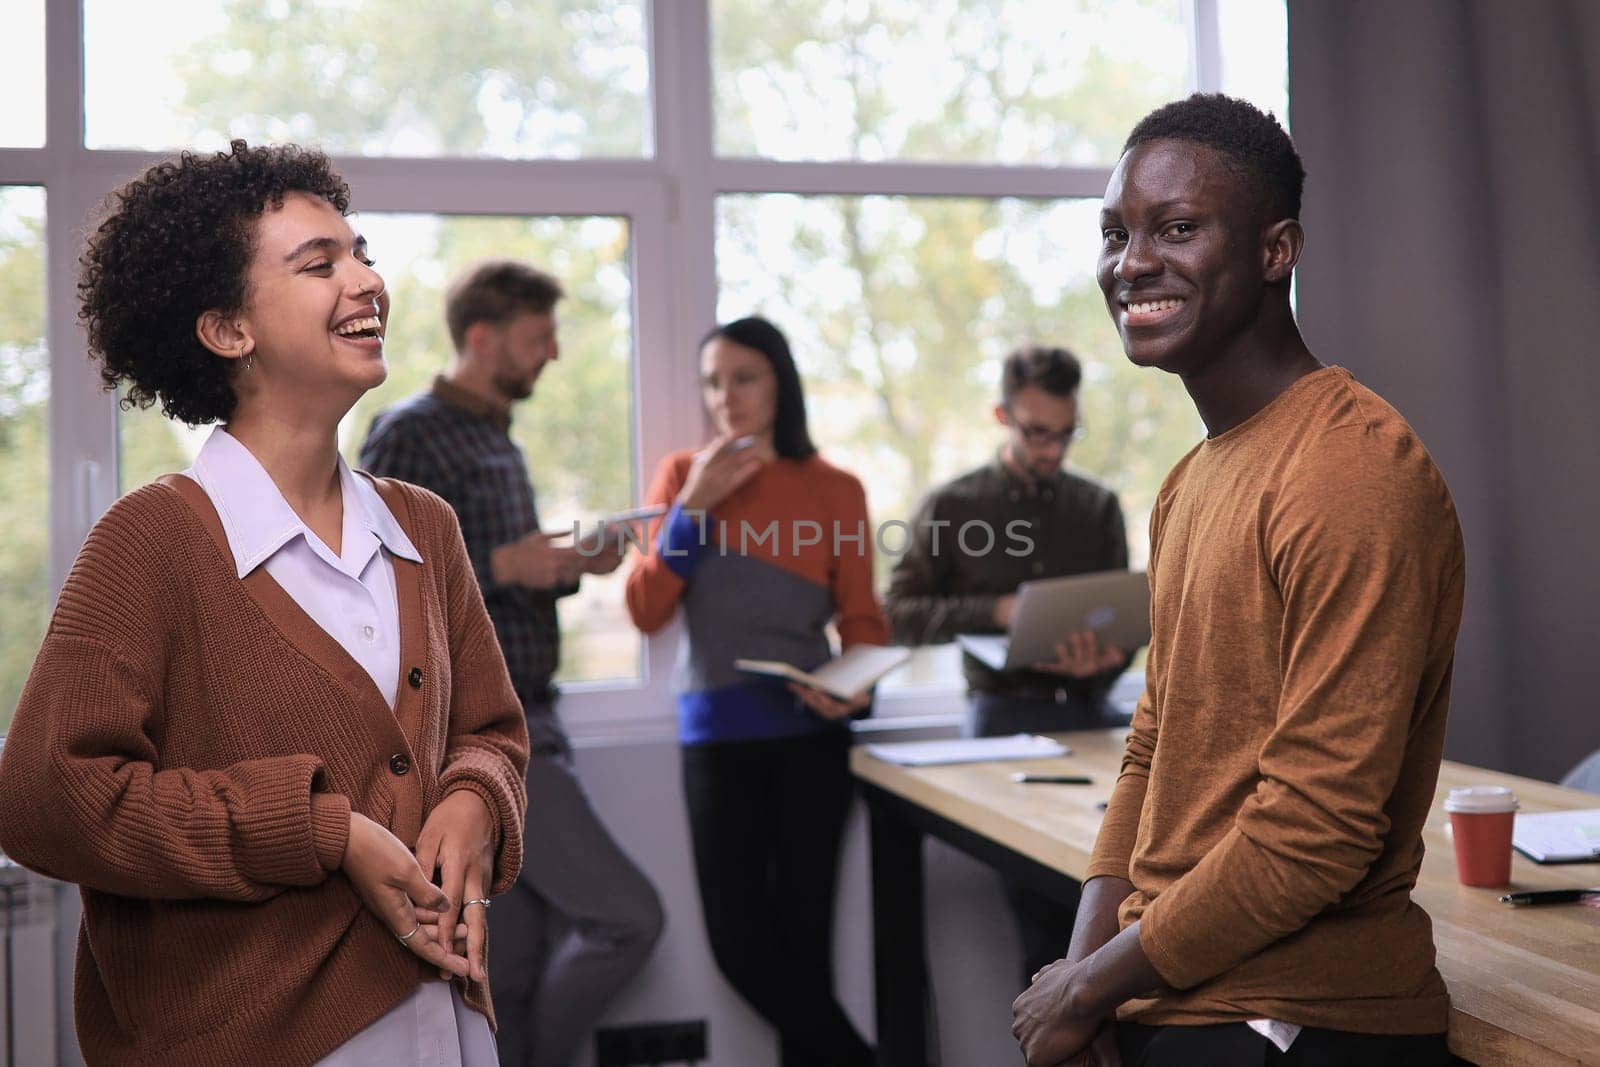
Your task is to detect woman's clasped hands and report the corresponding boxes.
[341,789,496,983]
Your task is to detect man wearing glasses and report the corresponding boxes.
[885,344,1131,988]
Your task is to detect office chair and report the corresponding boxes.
[1559,749,1600,794]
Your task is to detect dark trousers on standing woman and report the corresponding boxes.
[681,729,875,1067]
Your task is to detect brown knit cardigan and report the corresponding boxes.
[0,473,529,1066]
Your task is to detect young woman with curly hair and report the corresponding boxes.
[0,141,529,1067]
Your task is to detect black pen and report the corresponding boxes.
[1498,888,1600,905]
[1011,773,1092,785]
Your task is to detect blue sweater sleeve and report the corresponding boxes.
[659,503,711,580]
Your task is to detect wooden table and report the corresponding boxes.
[852,729,1600,1066]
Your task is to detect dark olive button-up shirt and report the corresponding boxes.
[885,455,1130,700]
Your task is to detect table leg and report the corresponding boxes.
[869,794,930,1067]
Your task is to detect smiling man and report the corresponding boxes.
[361,261,662,1067]
[1011,95,1464,1067]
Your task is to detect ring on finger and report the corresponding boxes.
[397,923,421,944]
[463,898,491,910]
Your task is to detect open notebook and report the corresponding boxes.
[735,645,910,701]
[1512,809,1600,862]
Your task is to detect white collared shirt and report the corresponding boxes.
[185,427,422,710]
[185,429,495,1064]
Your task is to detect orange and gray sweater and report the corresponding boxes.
[625,450,890,744]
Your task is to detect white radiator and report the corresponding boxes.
[1,859,60,1065]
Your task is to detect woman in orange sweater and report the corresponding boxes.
[0,142,528,1066]
[626,316,886,1067]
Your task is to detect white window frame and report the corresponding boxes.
[7,0,1223,747]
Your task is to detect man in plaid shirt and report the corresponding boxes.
[361,261,662,1067]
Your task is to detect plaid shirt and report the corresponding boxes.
[360,376,573,752]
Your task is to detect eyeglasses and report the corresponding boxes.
[1007,414,1086,447]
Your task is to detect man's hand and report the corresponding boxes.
[1024,876,1137,1066]
[677,434,768,513]
[342,812,469,978]
[415,791,496,983]
[789,682,872,721]
[1012,958,1104,1066]
[1033,631,1127,678]
[581,528,629,576]
[492,530,586,589]
[1020,912,1166,1067]
[993,593,1019,629]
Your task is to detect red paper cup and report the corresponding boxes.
[1444,786,1519,887]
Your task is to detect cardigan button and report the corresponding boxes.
[408,667,424,689]
[389,753,411,776]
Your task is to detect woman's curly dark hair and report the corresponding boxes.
[78,139,351,425]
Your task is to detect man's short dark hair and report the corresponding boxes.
[445,260,564,352]
[1124,93,1304,221]
[1001,345,1082,406]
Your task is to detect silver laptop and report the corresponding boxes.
[958,569,1150,671]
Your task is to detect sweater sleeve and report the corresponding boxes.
[425,493,532,897]
[1137,446,1463,990]
[882,491,1001,644]
[624,454,694,634]
[0,500,349,900]
[831,472,891,650]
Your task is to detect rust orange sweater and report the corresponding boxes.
[0,475,529,1066]
[1087,367,1465,1034]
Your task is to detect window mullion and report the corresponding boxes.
[1188,0,1223,93]
[45,0,117,600]
[627,0,717,704]
[710,158,1114,200]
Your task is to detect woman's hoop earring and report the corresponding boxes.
[240,344,254,372]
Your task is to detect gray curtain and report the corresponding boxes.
[1289,0,1600,780]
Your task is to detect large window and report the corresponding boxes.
[9,0,1287,733]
